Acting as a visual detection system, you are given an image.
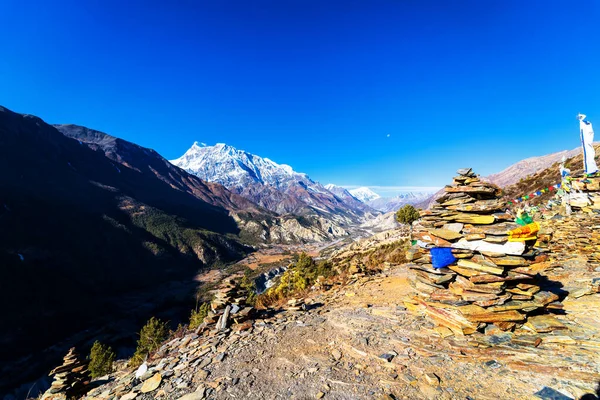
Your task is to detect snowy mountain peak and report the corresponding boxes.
[170,142,306,190]
[170,143,376,219]
[349,187,381,203]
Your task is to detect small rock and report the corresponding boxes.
[331,349,342,361]
[379,353,394,362]
[120,393,138,400]
[423,372,440,386]
[316,392,325,399]
[197,370,210,380]
[140,371,153,381]
[533,386,574,400]
[141,373,162,393]
[484,360,502,369]
[177,390,206,400]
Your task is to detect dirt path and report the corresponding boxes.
[197,266,600,399]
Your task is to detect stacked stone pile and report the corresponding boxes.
[285,297,307,311]
[211,279,247,311]
[568,176,600,210]
[546,213,600,270]
[406,168,565,336]
[42,348,90,399]
[198,278,255,334]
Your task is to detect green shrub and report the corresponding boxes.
[240,270,257,306]
[131,317,168,367]
[88,340,115,378]
[257,253,334,307]
[395,204,420,226]
[189,302,210,330]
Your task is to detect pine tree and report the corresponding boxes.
[88,341,115,378]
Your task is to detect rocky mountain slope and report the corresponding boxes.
[0,105,258,393]
[0,107,359,395]
[359,211,400,232]
[342,186,434,213]
[53,125,344,244]
[323,184,376,214]
[486,146,584,187]
[170,143,378,231]
[63,212,600,400]
[418,145,595,210]
[503,143,600,206]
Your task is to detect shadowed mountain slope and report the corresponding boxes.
[0,106,254,392]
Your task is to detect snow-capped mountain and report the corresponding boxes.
[170,142,377,221]
[325,183,358,201]
[324,183,376,214]
[349,187,381,203]
[171,142,312,191]
[367,192,435,212]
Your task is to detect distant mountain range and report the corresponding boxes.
[348,187,381,202]
[170,142,378,230]
[334,186,435,213]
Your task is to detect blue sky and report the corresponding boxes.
[2,1,600,195]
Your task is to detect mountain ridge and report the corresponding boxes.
[417,144,597,209]
[170,142,379,232]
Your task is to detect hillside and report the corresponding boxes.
[0,106,266,392]
[323,184,375,215]
[503,143,600,206]
[418,144,598,210]
[486,146,584,187]
[53,125,344,244]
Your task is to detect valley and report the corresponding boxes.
[3,104,600,400]
[5,3,600,400]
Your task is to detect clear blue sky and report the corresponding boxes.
[2,0,600,194]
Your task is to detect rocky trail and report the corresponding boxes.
[77,219,600,400]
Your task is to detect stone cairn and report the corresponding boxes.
[285,297,307,311]
[568,176,600,211]
[41,347,90,400]
[542,175,600,271]
[405,168,566,336]
[546,213,600,271]
[197,278,255,334]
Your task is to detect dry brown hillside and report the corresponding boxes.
[503,144,600,206]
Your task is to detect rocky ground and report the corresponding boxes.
[79,239,600,399]
[33,212,599,400]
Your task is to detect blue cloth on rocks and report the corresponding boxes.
[430,247,456,269]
